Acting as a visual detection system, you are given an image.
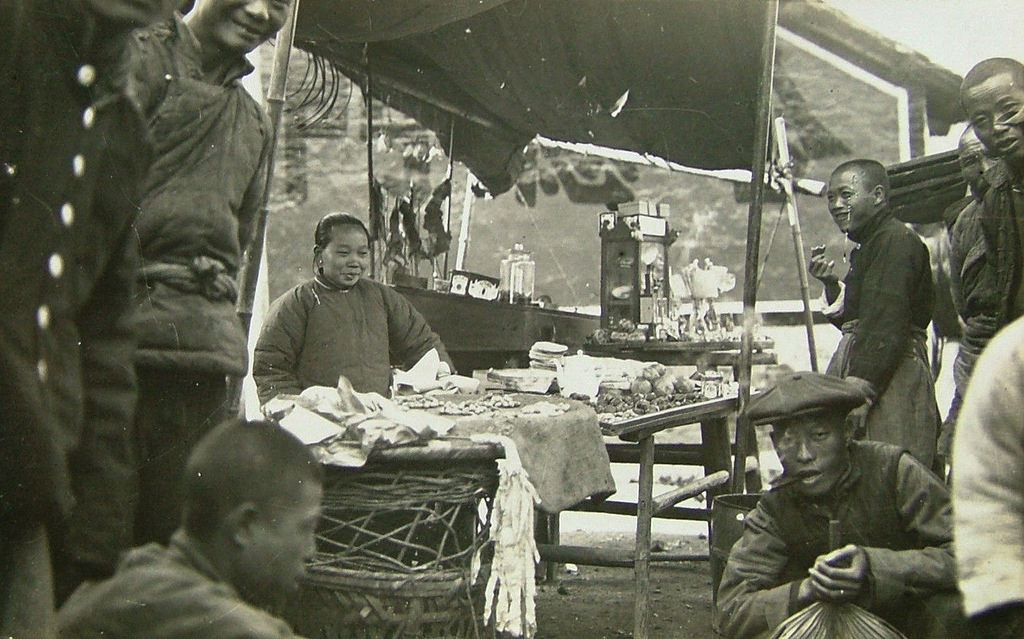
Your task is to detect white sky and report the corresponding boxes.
[825,0,1024,75]
[825,0,1024,151]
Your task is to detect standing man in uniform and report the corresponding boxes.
[1,0,175,633]
[809,159,939,468]
[126,0,289,547]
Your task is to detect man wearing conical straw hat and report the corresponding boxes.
[717,372,966,639]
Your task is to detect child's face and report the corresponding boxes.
[318,225,370,289]
[191,0,292,56]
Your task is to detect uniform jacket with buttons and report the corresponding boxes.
[126,15,272,376]
[0,0,160,542]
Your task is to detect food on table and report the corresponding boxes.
[393,394,445,410]
[595,386,705,423]
[440,394,522,415]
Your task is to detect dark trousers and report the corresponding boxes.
[1,523,55,638]
[133,367,231,547]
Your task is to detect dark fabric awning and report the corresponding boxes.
[294,0,767,194]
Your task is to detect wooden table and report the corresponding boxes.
[584,338,777,370]
[603,396,738,639]
[536,396,740,639]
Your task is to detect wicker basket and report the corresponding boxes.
[286,457,498,639]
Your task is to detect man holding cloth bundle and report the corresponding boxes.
[717,372,964,639]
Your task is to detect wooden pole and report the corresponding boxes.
[734,0,779,493]
[454,171,476,270]
[230,0,300,408]
[652,470,730,514]
[538,545,708,568]
[236,0,299,336]
[633,434,656,639]
[773,117,819,371]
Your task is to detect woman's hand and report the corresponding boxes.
[353,391,387,412]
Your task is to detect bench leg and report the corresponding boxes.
[633,434,655,639]
[537,512,560,582]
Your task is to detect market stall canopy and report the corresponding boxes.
[293,0,767,194]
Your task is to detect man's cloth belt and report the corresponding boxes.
[138,256,238,302]
[839,319,928,345]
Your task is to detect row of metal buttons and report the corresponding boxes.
[35,63,98,383]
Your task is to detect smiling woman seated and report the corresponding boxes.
[253,212,453,403]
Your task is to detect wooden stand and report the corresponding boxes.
[537,396,741,639]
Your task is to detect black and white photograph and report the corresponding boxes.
[2,1,1022,637]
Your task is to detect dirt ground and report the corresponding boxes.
[535,531,717,639]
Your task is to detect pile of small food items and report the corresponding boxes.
[393,394,445,410]
[594,362,704,423]
[439,393,522,415]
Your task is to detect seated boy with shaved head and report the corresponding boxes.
[717,372,965,639]
[58,419,322,639]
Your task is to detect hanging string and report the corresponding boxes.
[363,43,377,279]
[285,50,354,130]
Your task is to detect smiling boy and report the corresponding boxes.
[126,0,291,548]
[946,58,1024,406]
[807,159,939,468]
[717,372,963,639]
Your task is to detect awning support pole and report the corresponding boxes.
[454,171,476,271]
[773,116,819,371]
[734,0,780,494]
[442,117,456,276]
[230,0,300,408]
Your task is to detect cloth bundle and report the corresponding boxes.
[263,376,455,466]
[769,602,907,639]
[471,434,540,639]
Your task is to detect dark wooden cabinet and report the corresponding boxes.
[395,286,600,373]
[599,214,676,329]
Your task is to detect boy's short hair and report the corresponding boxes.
[182,418,322,539]
[831,159,889,195]
[961,58,1024,107]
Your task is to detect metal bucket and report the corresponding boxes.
[710,492,762,633]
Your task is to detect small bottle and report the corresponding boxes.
[499,244,519,303]
[515,244,535,304]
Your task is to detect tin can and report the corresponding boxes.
[702,371,724,399]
